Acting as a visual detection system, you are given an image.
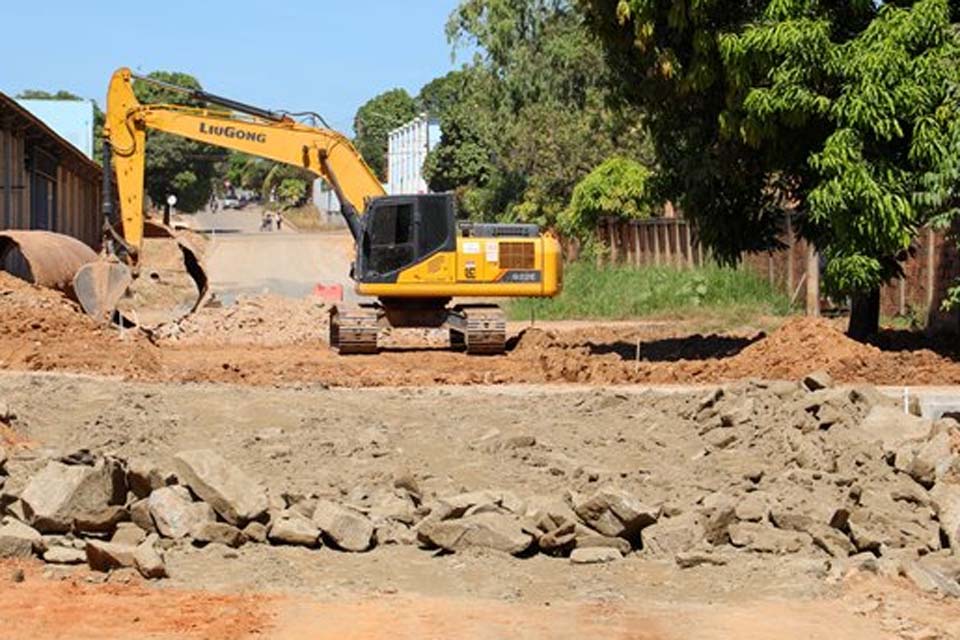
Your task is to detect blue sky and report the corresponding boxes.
[1,0,466,133]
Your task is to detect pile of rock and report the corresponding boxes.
[2,373,960,595]
[0,446,386,579]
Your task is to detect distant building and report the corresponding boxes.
[16,99,95,160]
[386,114,441,195]
[0,93,102,247]
[312,114,441,221]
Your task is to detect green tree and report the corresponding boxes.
[277,178,308,207]
[262,163,314,206]
[16,89,84,100]
[560,157,653,236]
[353,89,418,181]
[132,71,228,213]
[580,0,960,338]
[434,0,651,226]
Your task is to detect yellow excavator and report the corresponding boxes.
[73,67,562,354]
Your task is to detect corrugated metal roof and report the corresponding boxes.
[0,92,101,180]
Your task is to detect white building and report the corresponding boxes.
[314,113,442,217]
[386,114,441,195]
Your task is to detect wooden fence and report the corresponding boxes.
[593,215,960,328]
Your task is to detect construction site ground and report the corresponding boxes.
[3,215,960,639]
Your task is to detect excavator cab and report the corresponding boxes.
[357,194,456,283]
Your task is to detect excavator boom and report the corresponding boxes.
[74,67,385,325]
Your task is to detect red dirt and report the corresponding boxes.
[0,560,272,640]
[2,272,958,387]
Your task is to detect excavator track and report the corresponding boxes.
[329,305,380,355]
[449,305,506,355]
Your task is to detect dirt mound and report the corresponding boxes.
[0,272,159,377]
[717,318,880,380]
[155,294,330,346]
[2,270,959,387]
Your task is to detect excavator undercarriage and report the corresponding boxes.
[329,301,507,355]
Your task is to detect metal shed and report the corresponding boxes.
[0,93,102,248]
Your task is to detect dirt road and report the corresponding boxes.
[191,208,358,303]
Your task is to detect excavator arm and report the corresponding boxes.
[75,67,385,323]
[104,67,384,256]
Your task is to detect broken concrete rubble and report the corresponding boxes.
[19,459,125,533]
[418,512,534,556]
[570,547,622,564]
[191,521,246,548]
[148,486,215,539]
[0,518,42,558]
[268,511,320,548]
[572,486,659,542]
[173,449,268,526]
[312,500,374,552]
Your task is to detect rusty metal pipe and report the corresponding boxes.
[0,230,97,298]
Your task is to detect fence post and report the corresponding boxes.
[608,218,619,265]
[653,222,661,266]
[806,242,820,317]
[684,222,694,269]
[927,227,936,311]
[632,222,641,268]
[786,212,795,297]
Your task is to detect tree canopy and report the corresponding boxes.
[579,0,960,336]
[353,89,418,182]
[133,71,228,213]
[425,0,651,226]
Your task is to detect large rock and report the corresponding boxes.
[148,486,215,539]
[191,521,246,548]
[112,523,147,547]
[728,522,812,554]
[437,490,526,518]
[312,500,374,552]
[570,547,622,564]
[133,535,167,579]
[642,513,704,557]
[43,546,86,565]
[73,506,128,535]
[129,498,157,534]
[907,432,957,488]
[126,458,170,498]
[173,450,268,526]
[0,518,42,559]
[418,512,533,555]
[847,498,940,554]
[930,482,960,555]
[85,540,137,572]
[858,406,932,455]
[573,487,659,542]
[268,511,320,548]
[19,460,126,533]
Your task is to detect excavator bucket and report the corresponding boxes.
[72,258,134,323]
[0,230,98,297]
[77,220,211,328]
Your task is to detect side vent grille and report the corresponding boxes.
[499,242,535,269]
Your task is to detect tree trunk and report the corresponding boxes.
[847,288,880,341]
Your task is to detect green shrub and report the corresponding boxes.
[559,157,655,237]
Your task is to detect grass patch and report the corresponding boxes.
[280,204,347,232]
[508,262,793,323]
